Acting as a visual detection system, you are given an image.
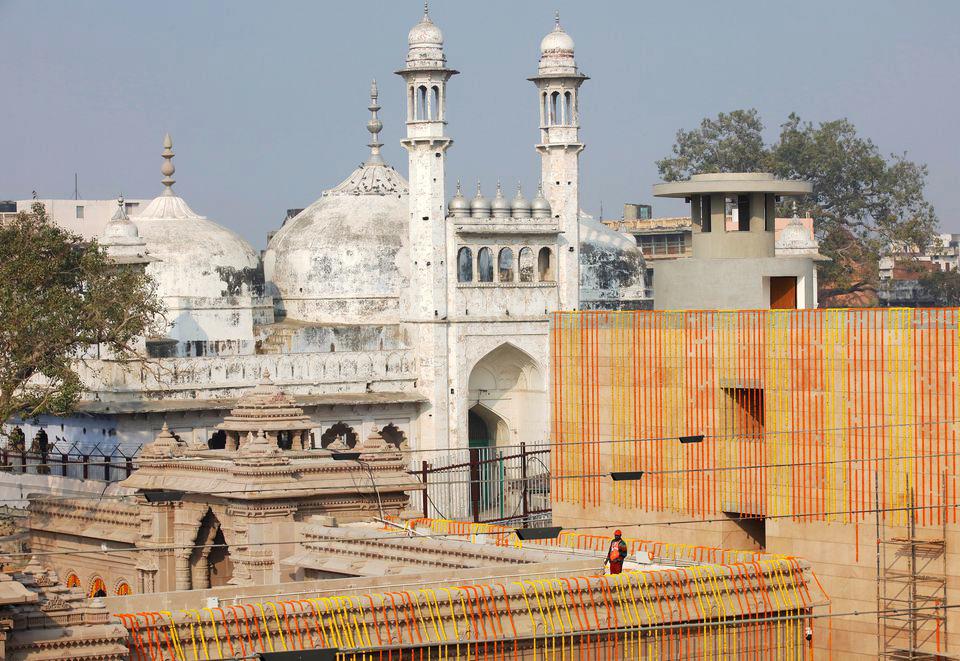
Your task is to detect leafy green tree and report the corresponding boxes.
[0,203,163,436]
[918,268,960,306]
[657,110,938,303]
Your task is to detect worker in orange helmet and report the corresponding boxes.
[604,529,628,575]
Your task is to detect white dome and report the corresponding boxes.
[135,195,260,300]
[579,216,647,307]
[408,14,443,47]
[264,162,410,324]
[540,27,574,54]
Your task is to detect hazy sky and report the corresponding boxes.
[2,1,958,247]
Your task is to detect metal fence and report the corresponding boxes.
[413,442,551,526]
[0,443,140,483]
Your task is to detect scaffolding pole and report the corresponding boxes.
[878,478,948,660]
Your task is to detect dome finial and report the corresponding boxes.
[113,193,128,221]
[160,133,175,196]
[476,179,482,197]
[366,79,384,164]
[555,10,560,28]
[456,179,462,195]
[424,1,429,16]
[792,200,798,219]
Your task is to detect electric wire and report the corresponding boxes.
[6,499,960,561]
[1,444,958,504]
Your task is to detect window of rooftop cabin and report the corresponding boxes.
[75,205,84,219]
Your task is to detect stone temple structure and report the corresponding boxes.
[9,7,646,459]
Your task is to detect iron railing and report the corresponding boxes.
[0,443,140,483]
[413,442,551,526]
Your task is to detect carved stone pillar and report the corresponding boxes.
[190,548,211,590]
[175,552,191,591]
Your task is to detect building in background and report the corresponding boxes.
[1,198,151,240]
[877,233,960,306]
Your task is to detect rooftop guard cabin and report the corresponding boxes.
[652,173,825,311]
[550,307,960,660]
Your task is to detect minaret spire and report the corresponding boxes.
[366,79,384,164]
[161,133,175,196]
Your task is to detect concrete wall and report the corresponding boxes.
[655,256,817,310]
[550,308,960,659]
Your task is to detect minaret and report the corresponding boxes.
[396,4,459,452]
[529,12,588,310]
[396,1,458,321]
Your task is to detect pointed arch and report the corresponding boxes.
[88,576,107,598]
[467,343,547,448]
[189,508,233,589]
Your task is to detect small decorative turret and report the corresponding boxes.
[491,180,511,218]
[448,179,470,217]
[511,182,532,217]
[470,180,491,218]
[531,183,552,218]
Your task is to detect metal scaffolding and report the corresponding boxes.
[877,486,948,660]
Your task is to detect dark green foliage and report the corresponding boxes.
[0,203,163,432]
[657,111,938,302]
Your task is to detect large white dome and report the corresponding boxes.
[135,194,260,300]
[264,161,410,324]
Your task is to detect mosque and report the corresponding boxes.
[22,7,646,456]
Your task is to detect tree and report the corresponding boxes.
[919,268,960,306]
[657,110,938,303]
[0,203,163,437]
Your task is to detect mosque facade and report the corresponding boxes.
[19,8,646,456]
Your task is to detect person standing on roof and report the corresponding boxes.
[604,529,628,574]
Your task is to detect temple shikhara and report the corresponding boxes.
[2,4,955,661]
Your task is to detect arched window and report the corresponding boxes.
[550,92,560,126]
[89,577,107,598]
[379,423,407,448]
[65,573,81,589]
[542,93,549,126]
[498,248,514,282]
[518,247,535,282]
[457,247,473,282]
[538,247,555,281]
[115,581,132,596]
[417,86,428,120]
[408,86,415,121]
[431,86,440,120]
[477,248,494,283]
[564,92,573,125]
[320,422,359,449]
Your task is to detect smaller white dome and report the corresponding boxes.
[511,184,532,217]
[471,182,491,217]
[409,13,443,47]
[491,182,511,218]
[541,26,574,54]
[448,180,471,217]
[531,184,552,218]
[777,216,821,257]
